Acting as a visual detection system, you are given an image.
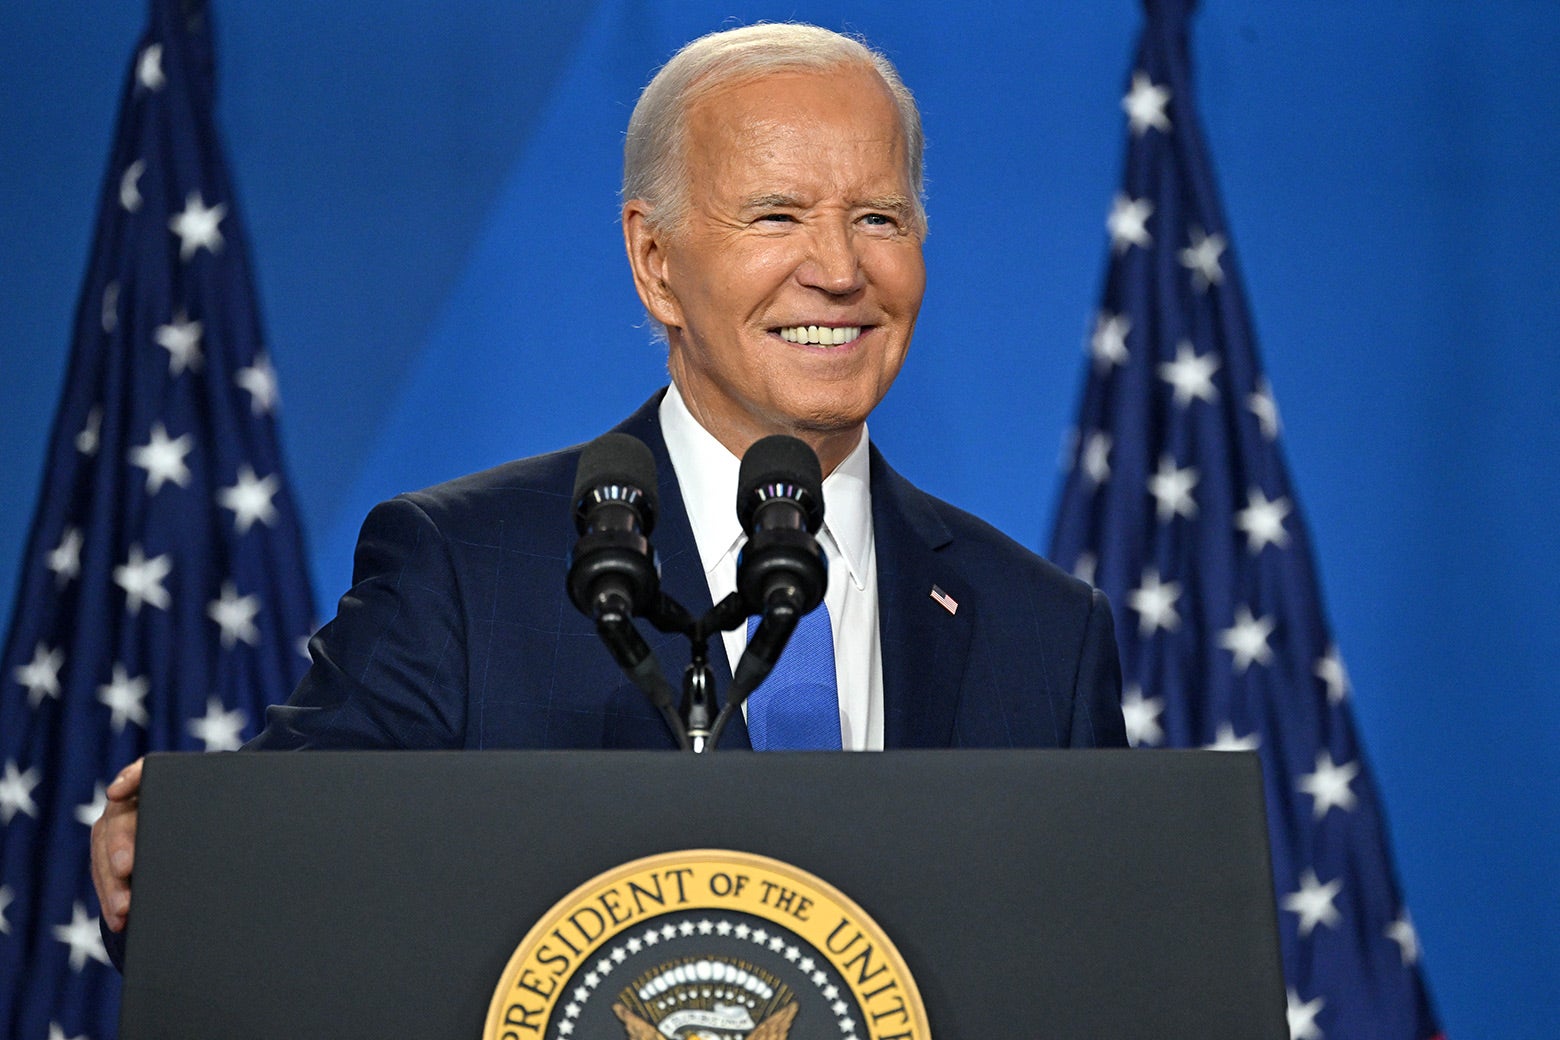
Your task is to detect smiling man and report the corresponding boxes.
[92,22,1127,950]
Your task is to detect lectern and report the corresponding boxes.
[120,749,1286,1039]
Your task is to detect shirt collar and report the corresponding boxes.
[659,383,874,590]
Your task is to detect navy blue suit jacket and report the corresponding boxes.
[251,392,1126,751]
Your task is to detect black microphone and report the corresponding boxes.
[709,435,830,745]
[566,433,660,622]
[735,434,827,619]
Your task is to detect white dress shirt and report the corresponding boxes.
[659,384,884,750]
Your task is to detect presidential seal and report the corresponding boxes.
[484,850,929,1040]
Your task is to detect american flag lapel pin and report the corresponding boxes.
[929,584,958,615]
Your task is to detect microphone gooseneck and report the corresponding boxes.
[708,435,830,747]
[566,433,688,750]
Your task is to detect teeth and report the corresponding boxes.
[777,325,863,346]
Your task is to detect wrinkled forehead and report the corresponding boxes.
[682,66,909,186]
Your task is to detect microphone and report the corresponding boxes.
[735,434,827,619]
[566,433,660,622]
[710,435,830,745]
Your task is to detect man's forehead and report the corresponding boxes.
[685,67,908,185]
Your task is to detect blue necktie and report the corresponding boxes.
[745,601,841,750]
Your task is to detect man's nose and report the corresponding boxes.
[796,221,865,295]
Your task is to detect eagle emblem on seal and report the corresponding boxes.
[610,957,800,1040]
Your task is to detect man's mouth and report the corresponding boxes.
[775,325,864,346]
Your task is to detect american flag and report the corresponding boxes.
[1049,3,1445,1038]
[0,2,314,1036]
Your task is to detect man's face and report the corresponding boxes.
[626,64,926,471]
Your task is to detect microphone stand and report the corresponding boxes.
[643,591,756,753]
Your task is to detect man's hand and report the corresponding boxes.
[90,757,143,933]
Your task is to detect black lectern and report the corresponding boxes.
[120,750,1286,1039]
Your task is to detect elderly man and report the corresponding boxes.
[93,22,1126,947]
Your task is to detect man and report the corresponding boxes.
[92,22,1126,948]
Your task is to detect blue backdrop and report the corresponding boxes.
[2,3,1555,1035]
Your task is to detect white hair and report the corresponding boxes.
[622,22,927,234]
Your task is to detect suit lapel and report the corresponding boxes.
[871,448,975,748]
[613,394,752,750]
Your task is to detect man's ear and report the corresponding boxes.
[622,201,683,330]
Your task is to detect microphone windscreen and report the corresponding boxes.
[573,433,659,532]
[737,435,824,533]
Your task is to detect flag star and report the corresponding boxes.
[136,42,165,91]
[14,641,65,707]
[1219,605,1276,673]
[114,544,173,615]
[235,352,279,415]
[1314,646,1351,704]
[75,783,109,828]
[218,465,280,534]
[120,157,146,212]
[1122,70,1171,136]
[0,884,12,934]
[1236,488,1292,554]
[768,935,786,951]
[47,526,83,587]
[154,312,204,375]
[625,936,643,953]
[1248,377,1282,440]
[1107,193,1154,253]
[642,929,659,945]
[584,971,600,987]
[678,920,696,936]
[1148,455,1199,522]
[1090,311,1131,370]
[1298,751,1359,818]
[557,1019,574,1035]
[1158,340,1221,407]
[0,761,41,823]
[660,923,677,940]
[168,191,227,261]
[129,422,194,494]
[53,902,111,971]
[49,1024,89,1040]
[1385,911,1420,966]
[1179,226,1227,292]
[1282,869,1343,938]
[1120,684,1165,747]
[715,920,733,936]
[76,406,102,456]
[1129,568,1182,636]
[750,928,768,944]
[697,919,714,934]
[1206,722,1260,752]
[1080,431,1112,486]
[1286,988,1325,1040]
[832,999,850,1017]
[98,663,151,733]
[1071,551,1097,586]
[188,696,248,751]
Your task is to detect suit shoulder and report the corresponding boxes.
[372,443,587,539]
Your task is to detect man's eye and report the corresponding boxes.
[861,213,896,227]
[757,212,796,224]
